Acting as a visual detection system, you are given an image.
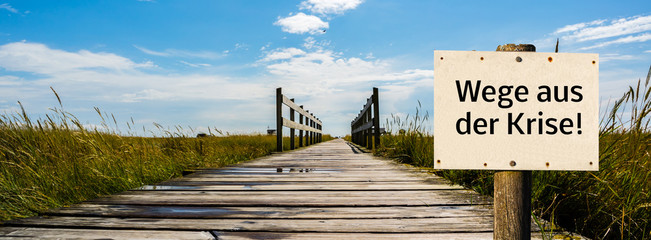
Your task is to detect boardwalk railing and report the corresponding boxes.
[276,87,322,152]
[351,87,380,149]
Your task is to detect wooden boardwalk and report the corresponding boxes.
[1,139,573,239]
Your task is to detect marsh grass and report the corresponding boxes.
[374,67,651,239]
[0,92,331,221]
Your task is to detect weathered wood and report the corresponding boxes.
[276,87,283,152]
[351,120,374,134]
[352,97,373,123]
[276,88,322,152]
[88,190,490,206]
[133,183,464,191]
[7,216,494,233]
[372,87,380,148]
[47,204,491,219]
[290,98,295,150]
[494,170,532,240]
[0,227,214,240]
[299,105,304,147]
[213,232,588,240]
[283,118,321,133]
[494,43,535,240]
[215,232,496,240]
[283,95,321,124]
[351,88,380,149]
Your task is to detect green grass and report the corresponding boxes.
[373,67,651,239]
[0,95,331,221]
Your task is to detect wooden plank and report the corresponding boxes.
[213,232,589,240]
[132,183,464,191]
[7,216,494,233]
[183,171,425,178]
[283,95,321,124]
[215,232,495,240]
[283,117,322,133]
[88,190,491,206]
[352,97,373,124]
[352,119,374,134]
[0,227,214,240]
[46,204,491,219]
[164,176,427,182]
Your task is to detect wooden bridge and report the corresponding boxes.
[0,139,580,239]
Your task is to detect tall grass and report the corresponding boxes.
[374,101,433,167]
[374,67,651,239]
[0,93,331,221]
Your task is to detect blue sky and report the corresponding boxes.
[1,1,650,137]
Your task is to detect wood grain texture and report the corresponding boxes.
[493,44,534,240]
[0,227,214,240]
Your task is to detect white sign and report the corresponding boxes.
[434,50,599,171]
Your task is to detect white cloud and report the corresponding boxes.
[0,75,22,86]
[580,33,651,50]
[134,45,224,59]
[303,37,317,49]
[134,45,169,56]
[559,15,651,42]
[0,41,268,104]
[299,0,363,15]
[535,14,651,62]
[0,3,18,13]
[275,13,329,35]
[600,53,637,62]
[263,48,432,86]
[261,48,306,61]
[554,19,606,34]
[179,61,211,68]
[0,42,153,75]
[258,47,433,135]
[302,36,330,50]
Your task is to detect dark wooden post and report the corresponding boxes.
[276,88,283,152]
[366,106,372,149]
[494,43,534,240]
[372,87,380,149]
[366,104,371,148]
[306,111,311,146]
[351,122,355,144]
[299,105,304,147]
[289,98,295,150]
[310,113,316,144]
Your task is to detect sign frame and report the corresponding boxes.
[433,50,599,171]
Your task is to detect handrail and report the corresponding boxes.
[276,88,322,152]
[351,87,380,149]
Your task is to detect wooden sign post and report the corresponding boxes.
[493,43,534,240]
[434,45,599,239]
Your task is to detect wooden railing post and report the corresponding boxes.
[372,87,380,149]
[494,43,534,240]
[289,98,295,150]
[351,89,380,149]
[274,89,323,151]
[276,88,283,152]
[310,113,316,144]
[307,111,311,146]
[299,105,304,147]
[366,103,372,149]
